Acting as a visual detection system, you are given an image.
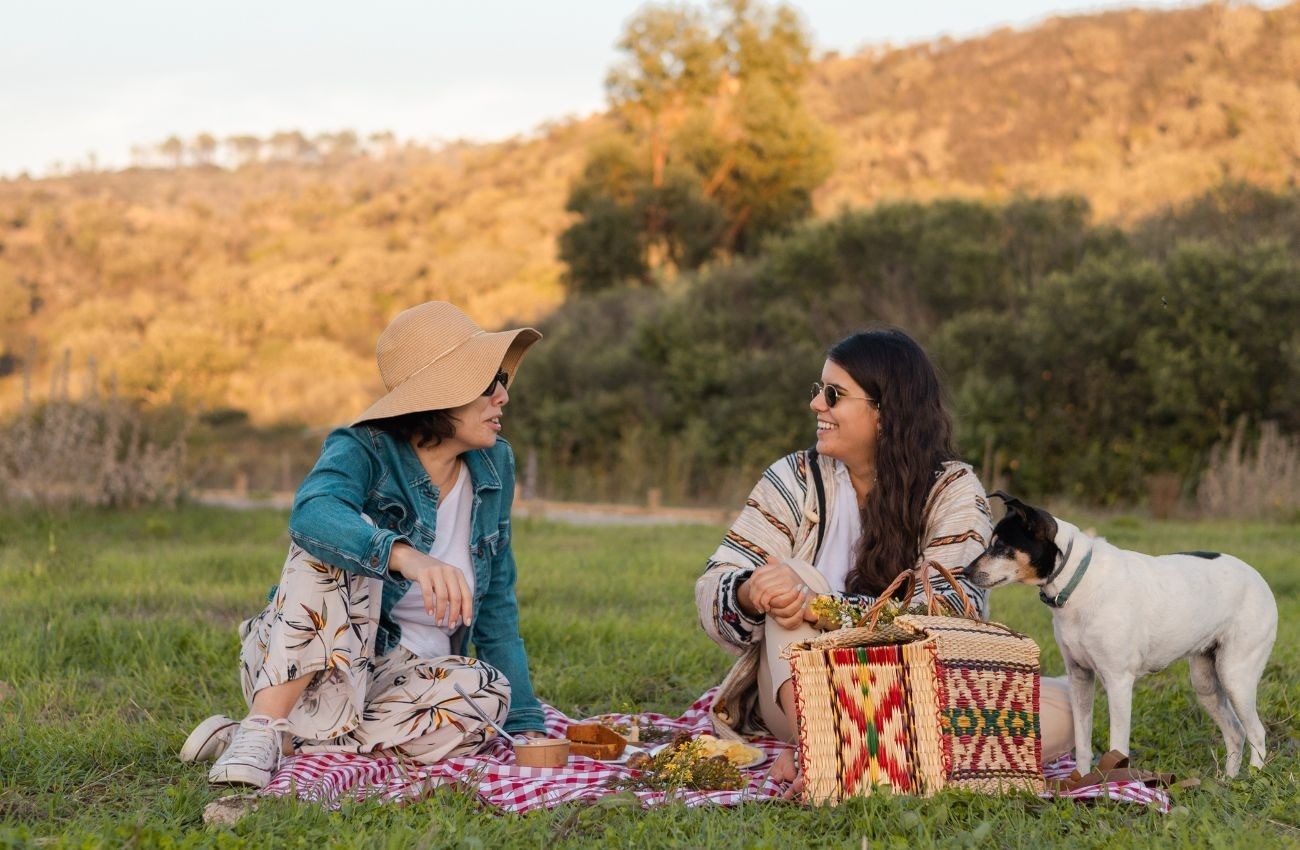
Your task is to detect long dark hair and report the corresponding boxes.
[830,327,958,597]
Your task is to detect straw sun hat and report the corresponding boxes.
[351,302,541,426]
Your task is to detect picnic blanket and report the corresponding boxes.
[261,689,1171,813]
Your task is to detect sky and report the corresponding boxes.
[1,0,1281,178]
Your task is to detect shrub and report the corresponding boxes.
[1197,421,1300,520]
[0,394,189,509]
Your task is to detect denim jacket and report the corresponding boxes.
[287,426,543,733]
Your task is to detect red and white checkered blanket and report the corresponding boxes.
[261,689,1170,813]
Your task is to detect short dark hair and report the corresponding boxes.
[370,408,459,449]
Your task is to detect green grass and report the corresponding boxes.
[0,506,1297,848]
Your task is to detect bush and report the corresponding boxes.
[1198,421,1300,520]
[0,395,189,509]
[520,187,1300,507]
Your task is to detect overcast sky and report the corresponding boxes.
[1,1,1280,177]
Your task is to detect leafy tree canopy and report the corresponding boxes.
[561,0,834,293]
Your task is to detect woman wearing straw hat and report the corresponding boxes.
[180,302,547,788]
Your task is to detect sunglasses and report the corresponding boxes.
[810,382,880,409]
[482,370,509,396]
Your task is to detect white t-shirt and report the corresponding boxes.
[391,462,476,658]
[812,461,861,593]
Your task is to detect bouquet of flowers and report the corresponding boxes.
[615,732,746,792]
[810,593,958,631]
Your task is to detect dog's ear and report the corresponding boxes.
[992,490,1056,541]
[991,490,1030,521]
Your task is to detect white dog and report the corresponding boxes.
[965,492,1277,776]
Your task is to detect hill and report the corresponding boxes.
[807,2,1300,218]
[0,125,605,423]
[1,1,1297,426]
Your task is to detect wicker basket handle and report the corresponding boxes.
[860,560,976,628]
[920,560,978,619]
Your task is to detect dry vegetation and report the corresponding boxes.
[0,122,608,425]
[807,3,1300,219]
[0,359,188,508]
[1,2,1298,429]
[1198,421,1300,519]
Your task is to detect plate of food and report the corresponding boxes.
[649,733,767,770]
[604,744,652,765]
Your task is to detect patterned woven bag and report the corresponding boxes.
[785,562,1044,804]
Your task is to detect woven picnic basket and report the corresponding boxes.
[785,562,1044,805]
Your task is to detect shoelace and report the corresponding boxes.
[224,719,280,765]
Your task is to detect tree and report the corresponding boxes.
[367,130,398,157]
[560,139,650,289]
[225,135,262,168]
[605,4,720,191]
[159,136,184,169]
[317,130,360,162]
[192,132,218,166]
[559,137,728,290]
[268,130,315,163]
[560,0,833,294]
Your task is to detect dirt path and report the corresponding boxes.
[193,490,733,526]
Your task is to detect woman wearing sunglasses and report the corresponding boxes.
[695,326,1074,791]
[180,302,548,787]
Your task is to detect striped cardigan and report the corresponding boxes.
[694,451,993,737]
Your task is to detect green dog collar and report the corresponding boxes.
[1040,545,1094,608]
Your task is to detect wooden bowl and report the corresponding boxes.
[513,737,570,768]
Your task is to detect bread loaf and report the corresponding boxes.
[565,723,627,760]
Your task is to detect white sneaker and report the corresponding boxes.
[180,715,239,763]
[208,716,282,788]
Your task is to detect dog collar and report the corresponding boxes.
[1039,544,1093,608]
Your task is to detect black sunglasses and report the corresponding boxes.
[810,382,879,409]
[482,369,509,396]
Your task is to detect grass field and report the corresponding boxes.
[0,505,1296,848]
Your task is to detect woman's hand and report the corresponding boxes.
[767,748,807,800]
[768,589,816,630]
[739,557,809,622]
[388,543,473,628]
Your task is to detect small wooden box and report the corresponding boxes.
[514,738,570,768]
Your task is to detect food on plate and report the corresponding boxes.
[693,733,763,767]
[590,715,642,742]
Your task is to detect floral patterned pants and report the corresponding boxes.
[237,543,512,764]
